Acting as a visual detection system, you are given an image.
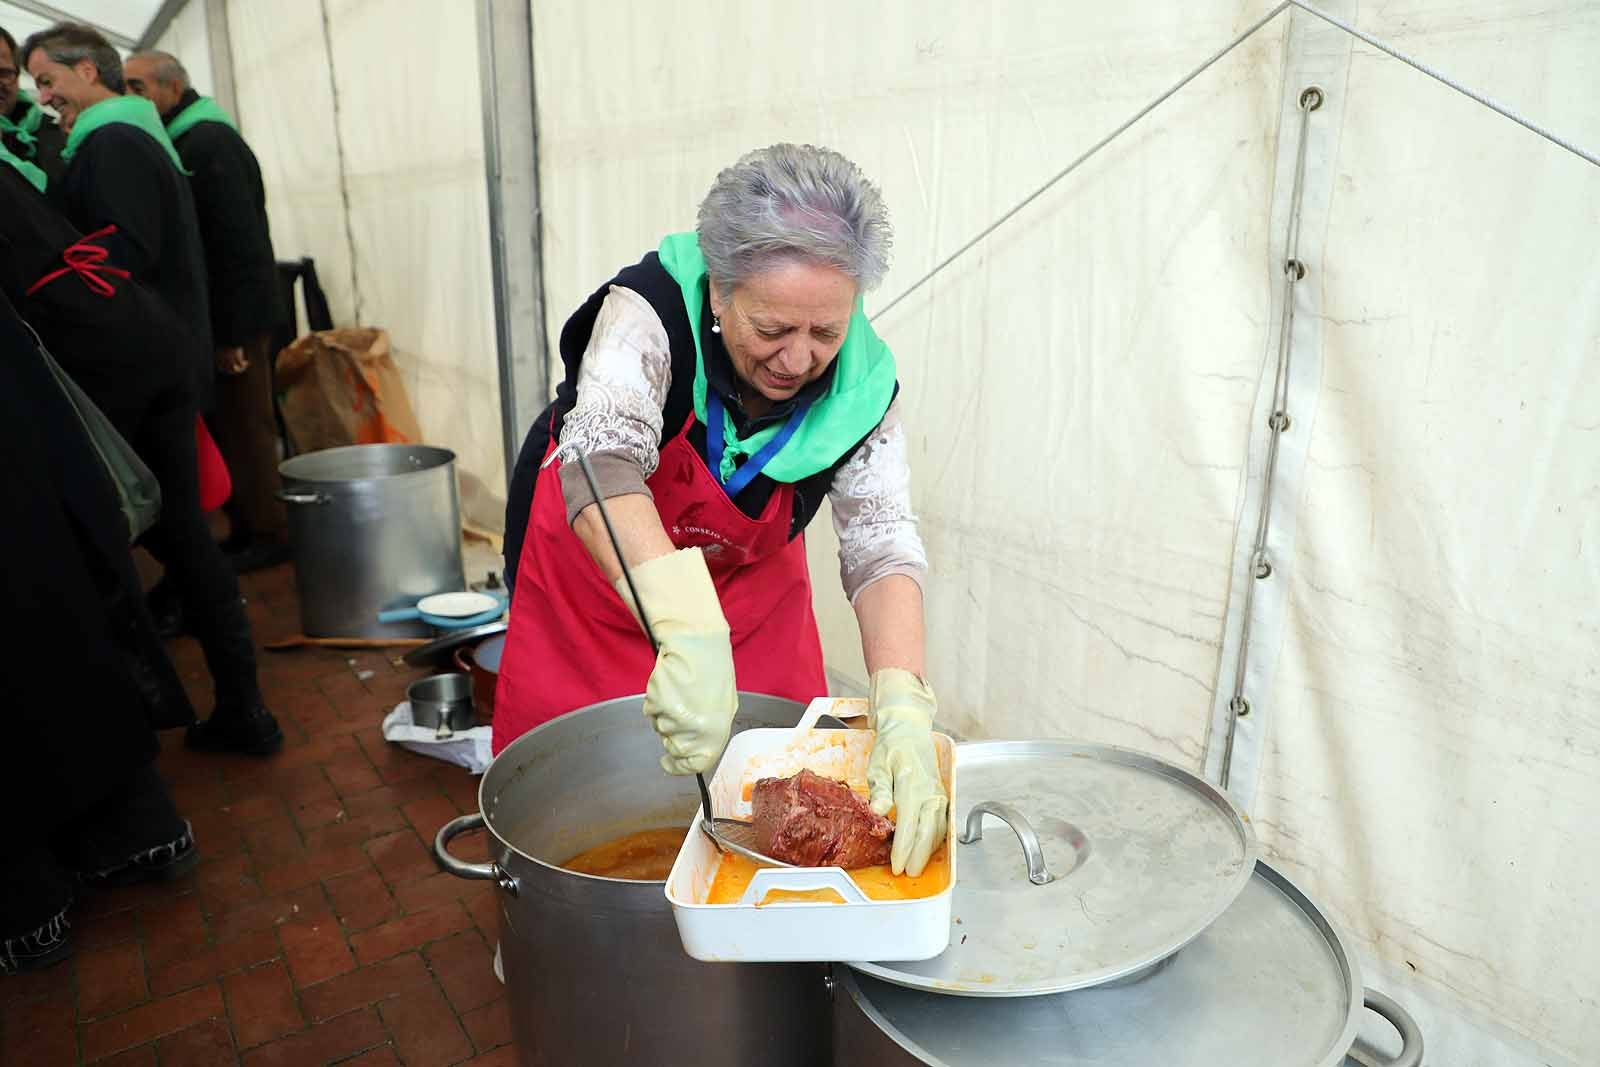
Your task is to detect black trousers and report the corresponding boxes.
[131,397,261,712]
[0,763,184,938]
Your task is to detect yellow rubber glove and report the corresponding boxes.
[613,548,737,776]
[867,668,948,877]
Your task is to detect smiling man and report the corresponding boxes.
[0,25,65,183]
[21,22,213,394]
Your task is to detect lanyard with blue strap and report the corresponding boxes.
[706,389,813,498]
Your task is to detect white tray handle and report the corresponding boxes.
[793,697,840,736]
[737,866,870,906]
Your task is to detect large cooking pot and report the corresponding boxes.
[434,692,831,1067]
[278,444,465,638]
[831,860,1423,1067]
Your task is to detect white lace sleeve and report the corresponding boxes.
[550,286,672,520]
[830,396,929,603]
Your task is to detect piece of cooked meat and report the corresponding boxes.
[751,769,893,869]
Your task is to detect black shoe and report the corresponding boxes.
[80,820,199,889]
[185,705,285,756]
[0,909,73,976]
[146,577,187,639]
[227,536,292,575]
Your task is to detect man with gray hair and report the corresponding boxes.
[127,49,289,574]
[0,25,65,183]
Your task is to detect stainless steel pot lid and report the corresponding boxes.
[837,861,1362,1066]
[852,740,1257,996]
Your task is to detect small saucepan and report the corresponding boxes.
[407,672,476,735]
[454,633,505,724]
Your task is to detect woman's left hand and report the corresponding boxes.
[866,668,948,877]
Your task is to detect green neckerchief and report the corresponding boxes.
[0,137,46,192]
[165,95,237,141]
[656,231,897,485]
[61,95,188,173]
[0,93,44,156]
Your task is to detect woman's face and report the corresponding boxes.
[710,260,856,408]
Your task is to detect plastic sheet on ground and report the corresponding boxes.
[382,701,492,775]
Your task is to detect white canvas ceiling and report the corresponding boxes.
[0,0,167,49]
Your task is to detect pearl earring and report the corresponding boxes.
[711,315,722,334]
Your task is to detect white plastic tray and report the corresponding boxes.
[665,697,956,963]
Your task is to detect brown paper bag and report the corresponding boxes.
[275,328,422,453]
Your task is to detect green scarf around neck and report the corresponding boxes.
[0,93,45,156]
[62,95,188,173]
[166,95,237,141]
[656,231,898,485]
[0,137,46,192]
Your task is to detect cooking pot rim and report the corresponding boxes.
[280,443,458,483]
[834,860,1366,1066]
[474,691,811,885]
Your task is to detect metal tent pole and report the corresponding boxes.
[477,0,551,488]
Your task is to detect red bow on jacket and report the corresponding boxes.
[26,224,132,299]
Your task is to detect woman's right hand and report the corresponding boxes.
[612,547,737,775]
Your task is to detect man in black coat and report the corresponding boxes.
[127,50,291,572]
[10,29,286,758]
[22,22,213,409]
[0,288,197,974]
[0,25,65,184]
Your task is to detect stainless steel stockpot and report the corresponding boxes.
[435,693,830,1067]
[279,444,465,638]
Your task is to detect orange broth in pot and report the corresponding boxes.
[561,827,688,881]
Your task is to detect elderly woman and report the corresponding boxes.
[497,144,945,876]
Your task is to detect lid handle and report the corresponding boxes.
[958,801,1072,885]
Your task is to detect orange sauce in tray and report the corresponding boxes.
[562,827,687,881]
[706,847,951,905]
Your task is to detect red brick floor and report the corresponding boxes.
[0,564,514,1067]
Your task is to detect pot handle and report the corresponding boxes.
[959,801,1090,885]
[377,606,423,623]
[434,813,519,897]
[276,489,330,505]
[1346,988,1424,1067]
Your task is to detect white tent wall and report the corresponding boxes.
[531,0,1289,769]
[1245,5,1600,1062]
[151,0,213,95]
[227,1,354,323]
[226,0,505,498]
[532,1,1595,1062]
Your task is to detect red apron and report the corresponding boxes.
[491,415,828,753]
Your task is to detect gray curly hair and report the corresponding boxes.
[696,144,893,294]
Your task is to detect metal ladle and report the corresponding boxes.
[573,453,792,869]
